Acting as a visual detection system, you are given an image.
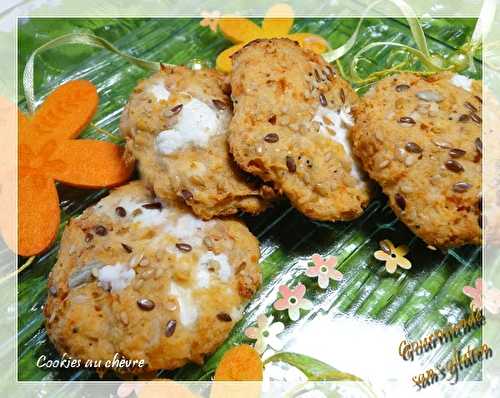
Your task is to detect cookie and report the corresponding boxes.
[120,66,274,220]
[44,181,261,372]
[352,72,482,248]
[228,38,371,221]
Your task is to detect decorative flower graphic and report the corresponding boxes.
[18,80,133,256]
[244,314,285,354]
[373,239,412,274]
[117,382,143,398]
[463,278,500,314]
[215,3,328,72]
[305,254,343,289]
[200,10,221,32]
[273,283,313,321]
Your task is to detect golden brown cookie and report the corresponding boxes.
[44,181,261,372]
[352,72,482,248]
[228,38,371,221]
[120,66,274,220]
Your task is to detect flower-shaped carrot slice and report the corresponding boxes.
[215,3,328,73]
[18,80,133,257]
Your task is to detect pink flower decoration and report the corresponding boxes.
[244,314,284,353]
[463,278,500,314]
[273,283,313,321]
[117,382,143,398]
[200,10,221,32]
[305,254,343,289]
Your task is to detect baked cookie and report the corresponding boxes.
[228,38,371,222]
[352,72,482,248]
[120,66,274,220]
[44,181,261,372]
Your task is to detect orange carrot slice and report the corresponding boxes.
[216,43,245,73]
[219,18,261,43]
[214,344,263,381]
[49,140,133,188]
[18,174,60,257]
[28,80,98,146]
[17,80,132,257]
[262,3,294,37]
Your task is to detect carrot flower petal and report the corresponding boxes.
[216,43,245,73]
[262,3,294,37]
[28,80,98,145]
[218,18,261,43]
[50,140,133,188]
[18,174,60,256]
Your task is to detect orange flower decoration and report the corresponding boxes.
[18,80,133,256]
[216,3,329,73]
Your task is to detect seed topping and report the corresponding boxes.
[180,189,193,201]
[445,159,464,173]
[449,148,466,158]
[142,202,162,210]
[121,243,133,253]
[165,320,177,337]
[474,138,482,155]
[398,116,416,125]
[137,298,155,311]
[212,99,227,110]
[286,156,296,172]
[395,193,406,210]
[464,101,478,112]
[453,182,472,193]
[415,90,443,102]
[94,225,107,236]
[216,312,232,322]
[170,104,183,115]
[264,133,279,143]
[470,113,482,124]
[405,142,422,153]
[175,243,192,252]
[319,93,327,107]
[395,84,410,92]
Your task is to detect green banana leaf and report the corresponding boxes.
[14,16,482,395]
